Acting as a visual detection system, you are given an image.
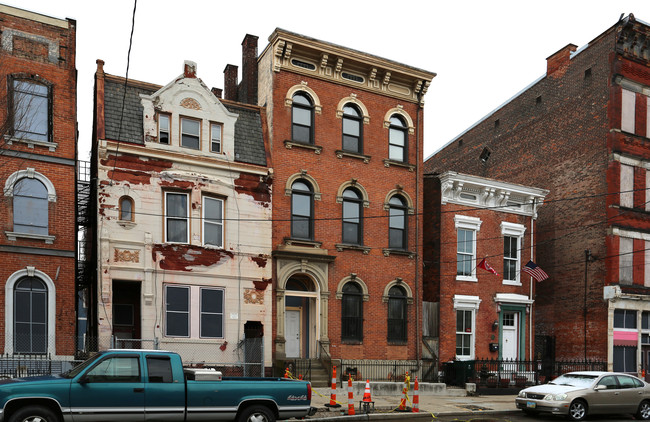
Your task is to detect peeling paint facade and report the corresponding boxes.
[90,60,273,369]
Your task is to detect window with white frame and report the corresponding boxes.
[165,285,225,339]
[210,123,222,153]
[181,117,200,150]
[455,215,482,281]
[203,196,223,247]
[621,88,636,134]
[165,285,189,337]
[501,222,526,285]
[619,236,633,285]
[165,192,189,243]
[620,163,634,208]
[453,295,480,360]
[200,288,224,338]
[158,113,170,144]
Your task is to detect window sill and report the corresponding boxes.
[117,220,137,230]
[502,280,522,286]
[5,231,55,244]
[342,340,363,345]
[335,150,371,163]
[284,140,322,154]
[383,158,415,172]
[335,243,371,254]
[387,341,408,346]
[284,237,322,248]
[382,248,415,258]
[5,135,57,152]
[456,275,478,282]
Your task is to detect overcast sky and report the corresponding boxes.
[10,0,650,161]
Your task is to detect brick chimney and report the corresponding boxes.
[240,34,259,105]
[546,44,577,78]
[184,60,197,78]
[211,87,223,99]
[224,64,238,101]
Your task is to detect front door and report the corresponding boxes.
[643,346,650,382]
[502,312,519,360]
[285,309,301,358]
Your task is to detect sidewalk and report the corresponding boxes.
[305,385,518,420]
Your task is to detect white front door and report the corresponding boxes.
[502,312,519,360]
[285,309,301,358]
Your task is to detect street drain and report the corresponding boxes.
[457,405,493,411]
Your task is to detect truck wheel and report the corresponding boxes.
[238,405,275,422]
[9,405,60,422]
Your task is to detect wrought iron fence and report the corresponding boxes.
[442,358,607,388]
[339,360,424,385]
[0,353,81,379]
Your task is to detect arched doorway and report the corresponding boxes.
[285,275,319,358]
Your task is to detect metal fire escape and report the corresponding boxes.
[76,160,91,290]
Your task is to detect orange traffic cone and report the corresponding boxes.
[398,386,407,411]
[325,366,341,408]
[347,376,355,415]
[362,379,372,402]
[413,376,419,413]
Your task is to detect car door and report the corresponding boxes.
[616,375,644,413]
[144,355,185,421]
[591,375,620,414]
[69,354,145,422]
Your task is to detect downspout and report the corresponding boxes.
[529,199,537,360]
[415,93,423,363]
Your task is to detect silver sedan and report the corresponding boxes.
[515,371,650,421]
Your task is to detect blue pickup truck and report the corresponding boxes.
[0,349,314,422]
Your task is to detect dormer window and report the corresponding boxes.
[181,117,200,150]
[210,123,222,153]
[158,113,170,144]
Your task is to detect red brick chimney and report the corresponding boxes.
[546,44,577,78]
[184,60,197,78]
[224,64,238,101]
[240,34,259,105]
[211,87,223,99]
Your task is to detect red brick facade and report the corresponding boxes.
[425,15,650,372]
[0,5,77,357]
[258,29,435,364]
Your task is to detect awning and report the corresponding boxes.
[614,330,638,347]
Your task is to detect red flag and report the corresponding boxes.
[477,258,499,276]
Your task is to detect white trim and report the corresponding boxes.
[453,294,481,310]
[202,196,224,248]
[5,268,56,356]
[164,191,189,244]
[455,216,481,282]
[500,222,526,237]
[611,227,650,241]
[501,222,526,285]
[453,295,480,360]
[454,215,482,231]
[494,293,534,306]
[4,168,57,202]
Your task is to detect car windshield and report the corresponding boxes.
[61,353,104,379]
[548,374,598,388]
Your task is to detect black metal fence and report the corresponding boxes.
[339,360,436,385]
[443,358,607,388]
[0,354,81,379]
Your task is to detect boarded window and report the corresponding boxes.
[622,89,636,133]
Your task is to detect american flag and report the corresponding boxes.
[522,260,549,281]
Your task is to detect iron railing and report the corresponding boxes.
[339,360,422,385]
[0,353,81,379]
[443,358,607,388]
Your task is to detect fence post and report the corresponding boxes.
[154,337,160,350]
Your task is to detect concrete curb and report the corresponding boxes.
[306,407,520,421]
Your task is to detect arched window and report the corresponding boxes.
[342,188,363,245]
[292,93,314,144]
[387,285,407,343]
[14,277,47,354]
[342,104,362,153]
[119,196,134,221]
[389,195,408,250]
[291,180,314,240]
[342,282,363,342]
[13,178,48,235]
[388,115,407,162]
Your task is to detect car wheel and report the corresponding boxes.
[568,399,588,421]
[237,405,276,422]
[637,400,650,420]
[8,405,60,422]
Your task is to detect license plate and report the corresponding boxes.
[527,402,536,409]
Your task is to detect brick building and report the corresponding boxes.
[0,5,77,357]
[424,14,650,374]
[254,29,436,368]
[423,172,547,364]
[88,59,273,370]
